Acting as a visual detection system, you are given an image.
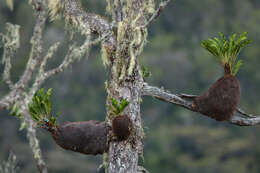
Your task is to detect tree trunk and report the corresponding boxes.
[104,0,151,172]
[106,68,144,173]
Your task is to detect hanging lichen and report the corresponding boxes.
[48,0,65,21]
[5,0,14,11]
[106,0,113,14]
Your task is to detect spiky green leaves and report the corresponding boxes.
[110,98,130,117]
[201,32,251,75]
[29,88,59,130]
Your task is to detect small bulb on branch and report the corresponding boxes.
[109,98,132,141]
[112,115,132,141]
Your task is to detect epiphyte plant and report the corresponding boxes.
[29,88,109,155]
[192,32,251,121]
[110,98,132,141]
[110,98,130,116]
[29,88,58,131]
[201,32,251,75]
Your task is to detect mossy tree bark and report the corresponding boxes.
[106,68,144,173]
[103,0,152,172]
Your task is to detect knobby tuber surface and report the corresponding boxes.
[51,120,109,155]
[193,74,240,121]
[112,115,132,141]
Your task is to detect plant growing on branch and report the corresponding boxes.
[110,98,132,141]
[29,88,109,155]
[110,98,129,116]
[190,32,251,121]
[201,32,251,75]
[29,88,59,131]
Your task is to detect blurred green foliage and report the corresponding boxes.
[1,0,260,173]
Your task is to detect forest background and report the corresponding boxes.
[1,0,260,172]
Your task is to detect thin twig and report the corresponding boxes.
[17,1,48,90]
[39,42,61,74]
[236,107,257,118]
[177,93,197,99]
[0,24,20,89]
[140,0,171,28]
[30,34,104,95]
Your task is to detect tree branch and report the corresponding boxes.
[235,107,257,118]
[142,84,260,126]
[0,1,49,172]
[17,0,48,90]
[142,84,195,110]
[140,0,171,28]
[0,24,20,89]
[29,35,103,95]
[49,0,116,48]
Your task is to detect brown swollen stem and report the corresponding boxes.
[48,121,109,155]
[193,74,240,121]
[112,115,132,141]
[224,64,231,76]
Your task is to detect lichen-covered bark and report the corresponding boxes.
[104,0,153,172]
[20,102,48,173]
[107,70,144,173]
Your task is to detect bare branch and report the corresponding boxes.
[17,1,48,90]
[142,84,195,110]
[5,1,50,173]
[19,102,48,173]
[30,35,103,95]
[236,107,257,118]
[0,23,20,89]
[177,93,197,99]
[39,42,60,75]
[140,0,171,28]
[142,84,260,126]
[229,116,260,126]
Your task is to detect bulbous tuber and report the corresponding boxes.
[50,120,109,155]
[193,74,240,121]
[112,115,132,141]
